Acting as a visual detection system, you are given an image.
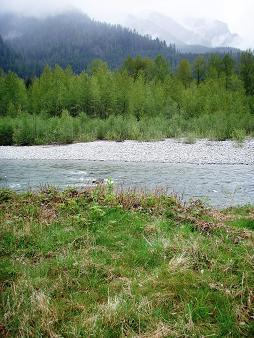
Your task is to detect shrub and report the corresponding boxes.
[0,189,16,202]
[183,132,197,144]
[105,115,140,141]
[231,129,246,143]
[0,122,13,145]
[12,114,35,145]
[231,129,246,147]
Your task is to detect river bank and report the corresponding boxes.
[0,187,253,337]
[0,139,254,164]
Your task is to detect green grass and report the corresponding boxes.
[0,187,254,337]
[0,109,253,145]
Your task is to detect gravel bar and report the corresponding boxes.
[0,139,254,164]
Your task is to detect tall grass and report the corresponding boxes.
[0,110,253,145]
[0,112,172,145]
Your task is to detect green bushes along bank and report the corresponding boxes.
[1,53,254,145]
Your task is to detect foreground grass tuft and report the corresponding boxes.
[0,187,254,337]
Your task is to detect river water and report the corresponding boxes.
[0,159,253,208]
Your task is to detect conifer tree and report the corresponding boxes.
[193,56,206,85]
[221,54,234,89]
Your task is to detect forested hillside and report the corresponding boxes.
[0,11,242,78]
[0,35,23,73]
[0,52,254,145]
[0,11,179,77]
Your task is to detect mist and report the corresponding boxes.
[0,0,254,48]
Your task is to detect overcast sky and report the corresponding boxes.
[1,0,253,48]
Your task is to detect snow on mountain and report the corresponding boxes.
[125,12,241,49]
[181,17,241,47]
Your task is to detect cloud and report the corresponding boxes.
[0,0,253,48]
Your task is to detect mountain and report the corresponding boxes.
[0,10,241,78]
[0,12,38,39]
[182,18,240,47]
[0,11,178,77]
[125,12,241,51]
[126,12,194,47]
[0,34,23,72]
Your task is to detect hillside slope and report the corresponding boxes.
[0,11,178,77]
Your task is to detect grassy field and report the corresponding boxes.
[0,186,254,337]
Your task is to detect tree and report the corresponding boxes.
[0,71,5,115]
[123,56,155,81]
[88,59,109,75]
[221,54,234,90]
[207,54,222,79]
[240,50,254,96]
[193,56,206,85]
[129,74,146,120]
[176,59,192,89]
[0,72,27,116]
[114,70,132,115]
[89,76,101,117]
[73,72,90,114]
[154,55,171,82]
[30,65,52,115]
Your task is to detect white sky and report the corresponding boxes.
[1,0,253,48]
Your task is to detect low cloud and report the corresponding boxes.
[0,0,253,48]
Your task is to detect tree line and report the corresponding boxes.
[0,52,254,145]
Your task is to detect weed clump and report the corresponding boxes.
[0,188,16,203]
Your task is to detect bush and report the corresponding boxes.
[231,128,246,141]
[0,122,13,145]
[104,115,140,141]
[231,129,246,146]
[56,110,75,144]
[0,189,16,202]
[138,116,166,140]
[183,132,197,144]
[0,107,253,146]
[12,114,36,145]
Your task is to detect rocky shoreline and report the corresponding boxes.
[0,139,254,165]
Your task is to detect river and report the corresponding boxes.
[0,159,253,208]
